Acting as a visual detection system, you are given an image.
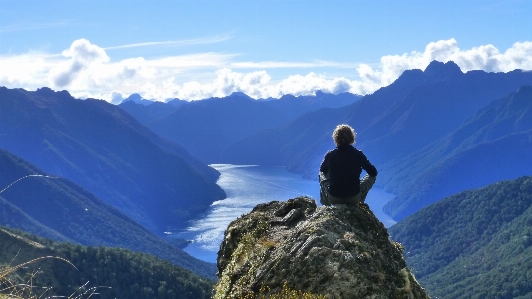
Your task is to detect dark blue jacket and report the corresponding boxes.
[319,145,377,197]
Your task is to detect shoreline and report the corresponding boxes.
[175,164,396,263]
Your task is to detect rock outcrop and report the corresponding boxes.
[213,197,429,299]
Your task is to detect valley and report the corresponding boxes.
[1,61,531,298]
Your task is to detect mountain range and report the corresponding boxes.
[116,61,532,222]
[119,91,360,163]
[209,61,532,219]
[0,87,225,232]
[2,59,532,293]
[0,86,362,281]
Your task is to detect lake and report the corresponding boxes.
[174,164,396,263]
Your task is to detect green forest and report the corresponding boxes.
[0,227,214,299]
[389,176,532,298]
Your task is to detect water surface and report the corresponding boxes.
[175,164,396,263]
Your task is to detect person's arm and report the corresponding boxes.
[360,153,378,177]
[320,151,331,174]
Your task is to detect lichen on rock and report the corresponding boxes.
[213,196,429,299]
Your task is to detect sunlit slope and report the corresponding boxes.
[389,176,532,298]
[0,227,214,299]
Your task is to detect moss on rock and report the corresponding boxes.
[214,197,429,299]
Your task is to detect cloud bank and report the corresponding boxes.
[1,38,531,102]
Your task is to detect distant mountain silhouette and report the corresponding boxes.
[119,91,360,163]
[220,61,473,169]
[219,106,344,167]
[0,87,225,232]
[121,93,191,107]
[382,85,532,219]
[144,92,291,163]
[121,93,154,106]
[0,148,217,278]
[262,91,360,120]
[119,100,179,124]
[119,94,188,123]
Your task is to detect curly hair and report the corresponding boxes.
[332,124,356,146]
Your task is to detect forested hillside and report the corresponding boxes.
[389,176,532,298]
[0,148,217,279]
[0,227,213,299]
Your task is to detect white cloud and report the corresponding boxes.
[103,34,232,50]
[49,38,110,88]
[452,41,532,72]
[110,91,126,105]
[0,53,58,88]
[0,38,531,102]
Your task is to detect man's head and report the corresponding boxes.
[332,124,356,146]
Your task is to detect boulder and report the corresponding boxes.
[213,196,429,299]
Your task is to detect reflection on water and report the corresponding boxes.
[174,164,396,263]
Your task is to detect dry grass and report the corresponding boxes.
[0,174,108,299]
[257,237,277,249]
[241,282,327,299]
[0,255,105,299]
[1,176,108,298]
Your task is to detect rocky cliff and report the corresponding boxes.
[213,197,429,299]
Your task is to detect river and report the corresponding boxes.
[174,164,396,263]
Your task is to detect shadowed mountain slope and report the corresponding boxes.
[146,92,290,164]
[219,106,344,168]
[118,100,179,123]
[0,148,217,279]
[382,86,532,219]
[218,66,439,169]
[119,91,359,163]
[388,176,532,298]
[0,87,225,232]
[224,62,532,173]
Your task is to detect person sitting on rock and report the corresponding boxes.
[319,124,377,206]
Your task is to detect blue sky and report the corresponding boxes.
[1,0,531,102]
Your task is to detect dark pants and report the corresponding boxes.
[319,173,376,206]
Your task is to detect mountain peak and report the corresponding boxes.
[35,87,73,100]
[423,60,463,79]
[121,93,153,106]
[214,197,429,298]
[229,91,252,99]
